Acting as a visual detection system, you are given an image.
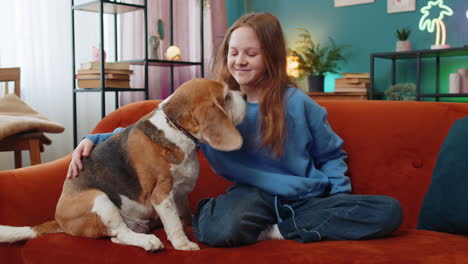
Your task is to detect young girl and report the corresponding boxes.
[67,12,402,247]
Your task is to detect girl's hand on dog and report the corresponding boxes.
[66,138,94,179]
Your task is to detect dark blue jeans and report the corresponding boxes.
[192,184,402,247]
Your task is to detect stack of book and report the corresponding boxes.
[334,73,370,93]
[75,62,133,88]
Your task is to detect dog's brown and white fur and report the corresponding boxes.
[0,79,247,251]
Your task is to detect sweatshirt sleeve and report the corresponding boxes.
[84,127,124,144]
[305,100,351,195]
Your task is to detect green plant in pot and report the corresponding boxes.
[384,83,416,101]
[289,28,350,92]
[395,27,411,52]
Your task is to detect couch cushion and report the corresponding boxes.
[418,117,468,235]
[318,100,468,230]
[19,229,468,264]
[0,243,23,264]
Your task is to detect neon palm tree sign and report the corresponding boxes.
[419,0,453,49]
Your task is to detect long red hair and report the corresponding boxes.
[210,13,294,158]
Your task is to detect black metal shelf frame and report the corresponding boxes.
[71,0,205,146]
[370,46,468,101]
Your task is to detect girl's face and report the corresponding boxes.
[227,26,266,92]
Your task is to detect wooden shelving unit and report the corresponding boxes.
[370,46,468,101]
[71,0,204,146]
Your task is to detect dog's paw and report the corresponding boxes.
[142,235,165,252]
[173,239,200,251]
[112,233,164,252]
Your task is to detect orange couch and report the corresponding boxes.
[2,99,468,264]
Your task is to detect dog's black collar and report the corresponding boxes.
[159,108,200,152]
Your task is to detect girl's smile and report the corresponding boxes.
[227,26,266,102]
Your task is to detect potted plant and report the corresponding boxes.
[289,28,350,92]
[395,27,411,52]
[384,83,416,101]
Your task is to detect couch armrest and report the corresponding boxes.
[0,155,70,226]
[92,100,160,134]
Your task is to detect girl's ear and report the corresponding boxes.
[196,106,243,151]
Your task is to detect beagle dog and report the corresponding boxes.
[0,79,247,251]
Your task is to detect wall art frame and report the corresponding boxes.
[334,0,375,8]
[387,0,416,13]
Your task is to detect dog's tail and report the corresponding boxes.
[0,221,63,243]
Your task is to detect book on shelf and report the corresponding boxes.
[75,73,131,81]
[342,72,370,79]
[75,63,133,88]
[335,78,369,85]
[77,79,130,89]
[334,87,368,93]
[80,61,131,70]
[335,78,370,87]
[77,69,134,75]
[334,76,370,93]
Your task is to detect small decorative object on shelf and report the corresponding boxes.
[289,28,350,92]
[148,19,165,59]
[395,27,411,52]
[384,83,416,101]
[148,36,160,59]
[165,46,182,61]
[92,45,106,62]
[419,0,453,50]
[449,73,461,94]
[458,69,468,93]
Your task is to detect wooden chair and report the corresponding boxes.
[0,67,50,168]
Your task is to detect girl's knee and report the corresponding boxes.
[377,196,403,233]
[192,198,259,247]
[192,185,277,247]
[193,210,252,247]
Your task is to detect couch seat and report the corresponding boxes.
[7,228,467,264]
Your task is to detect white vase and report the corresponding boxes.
[148,35,160,59]
[396,41,411,52]
[449,73,461,94]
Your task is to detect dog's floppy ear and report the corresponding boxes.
[195,105,243,151]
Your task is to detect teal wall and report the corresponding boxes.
[225,0,468,101]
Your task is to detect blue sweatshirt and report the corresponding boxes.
[86,87,350,200]
[200,87,350,200]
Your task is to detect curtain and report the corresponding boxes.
[0,0,118,170]
[0,0,74,170]
[120,0,227,105]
